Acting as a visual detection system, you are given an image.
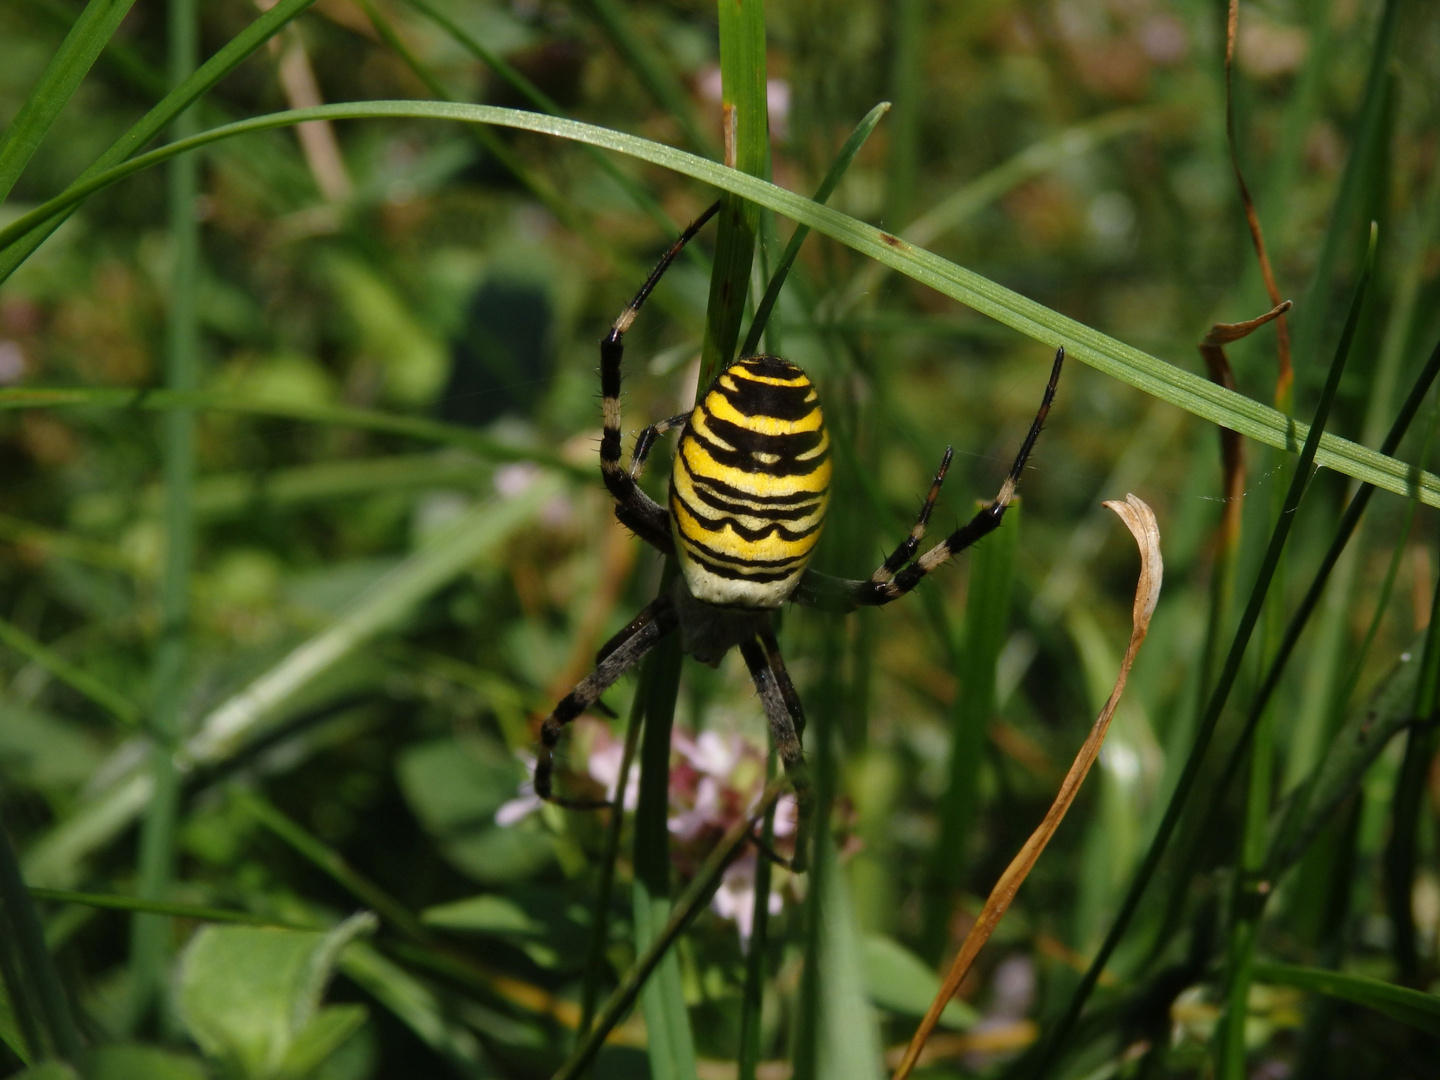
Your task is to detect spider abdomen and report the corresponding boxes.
[669,355,831,609]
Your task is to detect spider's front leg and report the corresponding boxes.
[598,202,719,552]
[535,595,679,809]
[739,634,814,873]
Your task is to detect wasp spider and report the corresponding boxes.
[534,202,1064,869]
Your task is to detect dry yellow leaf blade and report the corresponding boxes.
[892,493,1162,1080]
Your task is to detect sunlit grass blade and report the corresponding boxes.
[0,0,139,203]
[21,478,560,888]
[3,101,1435,507]
[1031,225,1379,1077]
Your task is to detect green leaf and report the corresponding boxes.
[5,101,1435,507]
[1253,963,1440,1037]
[278,1005,369,1079]
[7,1064,79,1080]
[175,913,376,1080]
[862,935,977,1030]
[0,0,321,284]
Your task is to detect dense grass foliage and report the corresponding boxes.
[0,1,1438,1078]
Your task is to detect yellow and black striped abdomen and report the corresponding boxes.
[670,355,831,608]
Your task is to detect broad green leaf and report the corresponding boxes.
[1254,963,1440,1037]
[397,736,553,884]
[862,935,977,1030]
[816,834,884,1080]
[3,102,1438,507]
[176,913,375,1080]
[7,1064,78,1080]
[0,971,25,1063]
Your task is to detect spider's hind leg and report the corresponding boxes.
[536,595,679,809]
[739,635,814,873]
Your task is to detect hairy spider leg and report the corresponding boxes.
[793,346,1064,612]
[600,202,722,551]
[869,445,955,587]
[535,595,679,808]
[738,635,814,873]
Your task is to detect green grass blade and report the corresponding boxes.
[0,813,82,1061]
[740,102,890,357]
[1033,225,1379,1076]
[129,0,201,1024]
[27,888,316,930]
[921,503,1018,959]
[3,101,1434,507]
[698,0,768,386]
[1253,963,1440,1038]
[0,0,139,203]
[0,387,583,477]
[0,0,320,285]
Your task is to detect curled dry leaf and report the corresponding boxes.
[891,494,1162,1080]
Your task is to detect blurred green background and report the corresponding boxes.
[1,0,1439,1078]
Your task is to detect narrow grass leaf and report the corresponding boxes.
[5,102,1436,506]
[0,0,139,202]
[1253,963,1440,1037]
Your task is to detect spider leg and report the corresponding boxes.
[758,625,806,741]
[739,635,813,873]
[536,595,679,809]
[869,445,954,588]
[600,202,721,551]
[630,413,690,480]
[792,346,1063,612]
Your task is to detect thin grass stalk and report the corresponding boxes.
[577,670,648,1045]
[884,0,923,229]
[631,631,696,1080]
[401,0,697,253]
[8,103,1437,506]
[0,0,320,286]
[128,0,199,1026]
[577,0,711,154]
[1290,0,1398,382]
[740,102,890,358]
[556,781,787,1080]
[1029,225,1378,1077]
[0,616,141,728]
[0,0,139,202]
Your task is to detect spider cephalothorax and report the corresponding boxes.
[533,201,1063,871]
